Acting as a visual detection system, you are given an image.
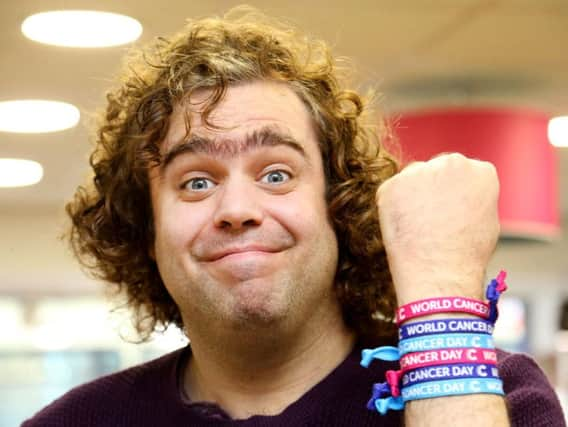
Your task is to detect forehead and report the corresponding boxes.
[162,81,319,153]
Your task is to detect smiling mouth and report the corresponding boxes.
[206,246,280,262]
[214,250,275,262]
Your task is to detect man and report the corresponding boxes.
[24,7,564,426]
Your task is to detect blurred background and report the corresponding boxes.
[1,1,567,425]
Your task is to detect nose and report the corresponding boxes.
[213,177,264,230]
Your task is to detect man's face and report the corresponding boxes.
[149,81,339,335]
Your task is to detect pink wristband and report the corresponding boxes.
[399,348,498,371]
[396,297,490,325]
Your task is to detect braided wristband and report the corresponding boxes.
[402,377,504,402]
[402,363,500,387]
[397,296,490,325]
[399,318,494,340]
[398,333,494,356]
[400,348,498,371]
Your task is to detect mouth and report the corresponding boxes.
[205,246,280,262]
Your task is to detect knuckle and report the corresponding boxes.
[402,161,425,172]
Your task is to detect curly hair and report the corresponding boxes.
[67,6,400,344]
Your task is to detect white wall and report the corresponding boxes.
[0,208,99,296]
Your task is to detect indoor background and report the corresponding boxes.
[0,1,567,425]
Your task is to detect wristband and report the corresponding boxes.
[366,380,404,415]
[398,333,494,356]
[371,395,404,415]
[366,373,405,415]
[486,270,508,323]
[360,346,399,368]
[399,318,494,340]
[400,348,498,371]
[402,377,504,402]
[397,296,490,325]
[401,363,500,387]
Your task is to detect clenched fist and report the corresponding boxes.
[376,153,500,306]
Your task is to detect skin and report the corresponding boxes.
[377,154,501,304]
[148,79,508,423]
[149,80,354,418]
[377,154,510,425]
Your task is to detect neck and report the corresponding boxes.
[182,303,355,419]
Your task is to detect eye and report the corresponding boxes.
[261,170,291,185]
[183,177,216,191]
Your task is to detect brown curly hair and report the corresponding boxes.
[67,6,400,344]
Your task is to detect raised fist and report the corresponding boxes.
[376,153,500,305]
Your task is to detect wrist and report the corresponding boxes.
[393,272,485,306]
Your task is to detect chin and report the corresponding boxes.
[227,285,290,327]
[231,307,283,327]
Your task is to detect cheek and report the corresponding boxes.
[152,195,209,254]
[268,190,333,240]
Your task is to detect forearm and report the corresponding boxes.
[398,285,510,426]
[376,155,511,425]
[400,310,510,426]
[404,393,509,427]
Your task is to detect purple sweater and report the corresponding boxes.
[23,345,565,426]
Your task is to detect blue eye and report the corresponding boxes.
[261,170,291,184]
[185,177,215,191]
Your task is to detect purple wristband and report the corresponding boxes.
[402,363,500,387]
[399,318,494,340]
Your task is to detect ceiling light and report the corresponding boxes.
[548,116,568,147]
[0,159,44,188]
[21,10,142,48]
[0,100,80,133]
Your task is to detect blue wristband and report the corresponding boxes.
[398,333,494,356]
[402,363,500,387]
[361,346,400,368]
[402,378,504,402]
[399,318,494,340]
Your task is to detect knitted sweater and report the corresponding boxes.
[23,345,565,427]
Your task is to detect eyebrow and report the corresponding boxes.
[160,125,309,172]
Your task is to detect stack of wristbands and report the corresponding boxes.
[361,271,508,415]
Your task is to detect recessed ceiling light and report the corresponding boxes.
[0,100,80,133]
[21,10,142,48]
[0,159,44,188]
[548,116,568,147]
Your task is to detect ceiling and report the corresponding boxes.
[0,0,567,215]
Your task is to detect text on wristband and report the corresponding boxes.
[400,348,497,370]
[399,319,494,340]
[402,364,499,386]
[397,297,489,323]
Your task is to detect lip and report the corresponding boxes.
[205,245,280,262]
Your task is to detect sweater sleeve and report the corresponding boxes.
[498,350,566,427]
